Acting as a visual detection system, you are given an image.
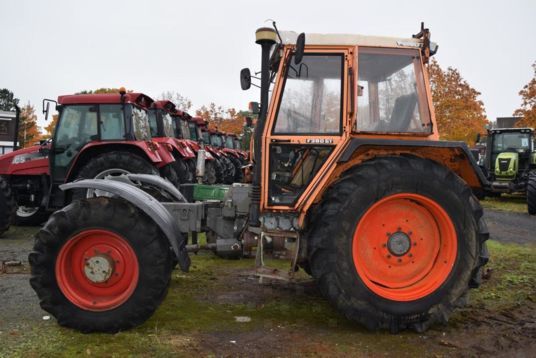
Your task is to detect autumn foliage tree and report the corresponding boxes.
[514,62,536,128]
[43,114,59,139]
[18,103,42,148]
[195,103,245,135]
[428,59,488,145]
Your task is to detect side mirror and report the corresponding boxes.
[42,98,58,121]
[44,102,50,121]
[240,68,252,90]
[294,33,305,65]
[248,101,260,114]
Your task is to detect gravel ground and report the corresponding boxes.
[484,209,536,245]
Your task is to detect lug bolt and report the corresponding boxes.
[382,244,387,248]
[387,254,391,259]
[397,227,401,231]
[386,232,391,236]
[408,253,413,257]
[414,242,417,246]
[397,258,402,263]
[408,231,413,236]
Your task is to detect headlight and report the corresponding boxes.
[12,154,32,164]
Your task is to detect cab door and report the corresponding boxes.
[262,47,354,211]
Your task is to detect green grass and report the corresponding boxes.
[1,240,535,357]
[481,194,527,213]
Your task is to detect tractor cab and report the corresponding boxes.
[147,100,176,139]
[171,111,192,140]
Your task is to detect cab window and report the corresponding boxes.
[132,107,151,141]
[274,54,343,135]
[100,105,125,140]
[356,47,431,133]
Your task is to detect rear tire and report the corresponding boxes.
[203,160,218,185]
[160,163,180,188]
[229,156,244,183]
[0,177,14,237]
[171,154,193,184]
[306,156,489,332]
[528,171,536,215]
[72,151,158,201]
[29,197,173,333]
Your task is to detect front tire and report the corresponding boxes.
[528,171,536,215]
[0,176,14,237]
[306,156,489,332]
[29,197,173,333]
[14,206,49,226]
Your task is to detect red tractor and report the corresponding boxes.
[218,132,246,182]
[203,127,236,184]
[0,91,177,234]
[170,114,219,184]
[147,100,197,184]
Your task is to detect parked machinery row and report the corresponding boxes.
[0,91,249,233]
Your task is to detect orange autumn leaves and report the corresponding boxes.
[513,62,536,128]
[428,59,488,145]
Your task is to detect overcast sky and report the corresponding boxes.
[1,0,535,128]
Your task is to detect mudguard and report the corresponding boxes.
[126,173,187,202]
[60,179,190,272]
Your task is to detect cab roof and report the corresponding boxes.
[490,128,534,133]
[280,31,424,49]
[58,93,154,108]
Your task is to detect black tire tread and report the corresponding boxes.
[0,176,14,237]
[306,156,488,332]
[29,197,173,333]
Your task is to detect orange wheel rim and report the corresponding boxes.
[352,193,457,301]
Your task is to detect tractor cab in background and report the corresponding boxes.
[0,91,177,227]
[148,100,196,184]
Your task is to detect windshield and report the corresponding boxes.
[162,113,174,137]
[202,131,210,144]
[492,132,531,152]
[188,123,198,140]
[148,111,158,137]
[274,54,342,134]
[234,139,241,149]
[132,106,151,141]
[210,134,222,147]
[179,119,190,139]
[356,48,431,133]
[225,136,234,148]
[100,105,125,140]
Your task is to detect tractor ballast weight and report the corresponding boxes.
[30,23,491,333]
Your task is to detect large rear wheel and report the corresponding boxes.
[72,151,158,201]
[29,197,173,332]
[306,156,489,332]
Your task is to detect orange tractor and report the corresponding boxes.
[29,23,489,333]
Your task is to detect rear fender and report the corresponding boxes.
[60,179,190,272]
[338,139,489,190]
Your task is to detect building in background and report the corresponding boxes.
[0,110,17,154]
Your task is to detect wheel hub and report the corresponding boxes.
[84,254,114,283]
[387,232,411,256]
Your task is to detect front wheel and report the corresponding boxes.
[306,156,489,332]
[29,197,173,332]
[14,206,49,226]
[0,176,14,237]
[528,171,536,215]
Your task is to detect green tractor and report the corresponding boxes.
[481,127,536,214]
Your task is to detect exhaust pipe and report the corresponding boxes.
[249,27,277,227]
